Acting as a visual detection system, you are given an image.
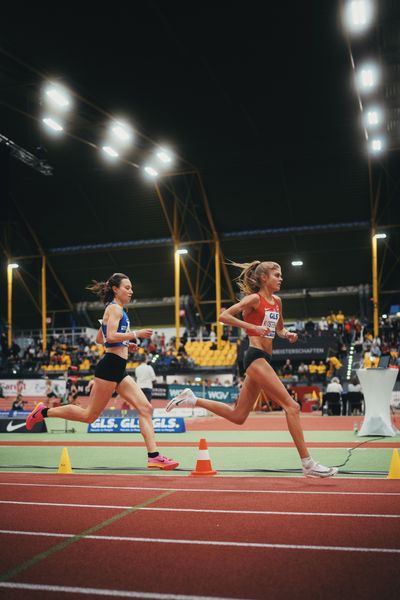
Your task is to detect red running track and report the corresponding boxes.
[0,473,399,600]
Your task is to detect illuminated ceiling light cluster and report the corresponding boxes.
[142,147,174,179]
[291,260,303,267]
[42,82,72,136]
[343,0,374,34]
[343,2,386,156]
[101,119,134,161]
[39,81,179,179]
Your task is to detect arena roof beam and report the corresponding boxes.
[0,133,53,176]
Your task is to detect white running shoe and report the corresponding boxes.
[302,461,339,478]
[166,388,197,412]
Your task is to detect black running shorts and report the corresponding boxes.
[94,353,128,383]
[243,347,272,372]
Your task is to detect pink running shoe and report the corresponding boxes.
[25,402,46,431]
[147,455,179,470]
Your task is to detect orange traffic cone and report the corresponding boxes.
[190,438,217,476]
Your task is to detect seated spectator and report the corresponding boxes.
[282,359,293,377]
[297,362,308,382]
[348,375,362,393]
[326,377,343,395]
[308,360,318,382]
[317,360,327,383]
[11,394,27,411]
[336,310,345,332]
[318,316,329,333]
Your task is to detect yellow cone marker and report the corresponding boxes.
[58,447,73,474]
[387,449,400,480]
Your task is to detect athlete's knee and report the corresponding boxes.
[137,402,153,418]
[231,410,248,425]
[84,409,102,423]
[284,400,300,417]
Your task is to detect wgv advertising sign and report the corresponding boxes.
[88,416,186,433]
[168,385,238,404]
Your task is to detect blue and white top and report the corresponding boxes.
[101,302,130,348]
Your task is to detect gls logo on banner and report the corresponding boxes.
[88,416,186,433]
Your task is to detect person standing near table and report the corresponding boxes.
[135,355,156,403]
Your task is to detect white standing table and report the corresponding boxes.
[356,368,399,436]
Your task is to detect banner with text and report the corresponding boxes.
[167,385,238,404]
[88,416,186,433]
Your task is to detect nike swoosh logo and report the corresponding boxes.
[6,421,27,432]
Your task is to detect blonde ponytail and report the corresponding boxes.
[230,260,281,295]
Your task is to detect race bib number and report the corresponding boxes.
[262,310,279,338]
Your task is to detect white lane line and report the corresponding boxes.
[0,529,399,554]
[0,482,398,496]
[0,582,248,600]
[0,500,399,519]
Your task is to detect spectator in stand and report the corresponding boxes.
[294,319,304,332]
[326,311,336,330]
[304,319,315,336]
[209,328,216,344]
[348,375,362,393]
[318,316,329,334]
[159,332,166,352]
[317,360,327,383]
[336,310,345,333]
[282,359,293,378]
[11,394,27,411]
[297,362,308,383]
[371,336,381,358]
[308,360,318,383]
[135,355,156,403]
[326,377,343,395]
[326,355,342,378]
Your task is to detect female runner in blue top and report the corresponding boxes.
[167,261,337,478]
[26,272,178,470]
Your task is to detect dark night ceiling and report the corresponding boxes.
[0,1,399,329]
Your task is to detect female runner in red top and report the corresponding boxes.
[167,261,337,478]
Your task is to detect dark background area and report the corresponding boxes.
[0,1,399,330]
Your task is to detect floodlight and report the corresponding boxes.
[44,83,71,110]
[110,120,133,145]
[365,107,383,128]
[155,147,174,166]
[382,314,387,319]
[291,260,303,266]
[143,165,159,178]
[176,248,188,255]
[102,146,119,158]
[356,64,379,92]
[370,138,384,153]
[42,117,63,133]
[343,1,374,34]
[8,263,19,269]
[374,233,387,240]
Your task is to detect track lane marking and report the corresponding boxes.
[0,582,249,600]
[0,500,399,519]
[0,482,398,496]
[0,529,399,554]
[0,490,175,583]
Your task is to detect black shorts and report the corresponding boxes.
[243,347,272,372]
[140,388,153,403]
[94,353,128,384]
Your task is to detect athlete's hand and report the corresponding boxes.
[251,325,270,337]
[136,329,153,339]
[286,332,298,344]
[128,343,138,352]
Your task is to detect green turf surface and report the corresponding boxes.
[1,418,399,477]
